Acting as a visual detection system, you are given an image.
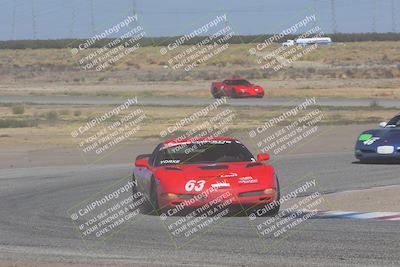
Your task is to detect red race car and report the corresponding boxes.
[132,137,280,217]
[211,78,265,98]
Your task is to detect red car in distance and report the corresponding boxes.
[211,78,265,98]
[133,137,280,217]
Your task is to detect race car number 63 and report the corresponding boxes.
[185,180,205,192]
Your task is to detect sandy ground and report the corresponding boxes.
[283,185,400,212]
[1,78,400,99]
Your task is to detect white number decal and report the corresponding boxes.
[194,180,205,192]
[185,180,205,192]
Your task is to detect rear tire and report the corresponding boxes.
[231,90,238,98]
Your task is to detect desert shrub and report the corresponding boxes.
[0,119,38,128]
[11,105,25,114]
[59,109,70,115]
[46,111,58,123]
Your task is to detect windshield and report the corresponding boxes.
[225,80,251,86]
[155,140,255,166]
[386,116,400,128]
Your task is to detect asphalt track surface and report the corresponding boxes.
[2,95,400,108]
[0,151,399,266]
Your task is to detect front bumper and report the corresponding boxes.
[159,190,277,214]
[355,145,400,161]
[236,91,264,98]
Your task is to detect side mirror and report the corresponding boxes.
[379,122,387,128]
[135,158,150,168]
[257,153,270,162]
[136,154,152,161]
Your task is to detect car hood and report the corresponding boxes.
[359,128,400,143]
[155,162,275,193]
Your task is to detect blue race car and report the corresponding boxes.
[355,115,400,163]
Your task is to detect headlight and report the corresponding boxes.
[263,188,276,194]
[161,193,178,200]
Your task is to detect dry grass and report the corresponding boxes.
[1,42,399,83]
[1,42,399,68]
[0,104,395,150]
[1,41,400,99]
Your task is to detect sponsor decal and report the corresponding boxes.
[211,180,231,188]
[238,176,258,184]
[219,172,238,178]
[364,137,380,145]
[358,134,373,142]
[160,159,181,164]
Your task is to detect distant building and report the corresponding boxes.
[282,37,332,47]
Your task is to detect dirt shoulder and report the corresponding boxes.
[283,185,400,213]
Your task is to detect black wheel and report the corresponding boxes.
[211,87,221,99]
[131,173,138,195]
[256,94,264,98]
[131,174,147,213]
[250,178,280,217]
[268,177,281,216]
[231,90,238,98]
[149,178,159,213]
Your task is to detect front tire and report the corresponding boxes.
[256,94,264,98]
[149,178,159,213]
[269,177,281,216]
[211,88,221,98]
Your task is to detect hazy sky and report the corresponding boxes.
[0,0,398,40]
